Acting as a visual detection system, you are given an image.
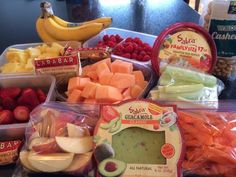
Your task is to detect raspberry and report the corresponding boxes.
[103,35,109,41]
[113,51,122,56]
[115,45,124,52]
[115,34,123,42]
[140,51,146,56]
[132,43,138,50]
[124,45,134,53]
[137,55,143,61]
[125,37,133,42]
[131,53,138,59]
[134,37,142,45]
[110,36,117,42]
[107,41,116,48]
[143,55,151,61]
[122,53,131,58]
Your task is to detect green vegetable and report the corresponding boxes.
[163,66,217,87]
[158,84,204,93]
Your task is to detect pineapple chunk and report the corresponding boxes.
[37,52,59,59]
[25,58,34,70]
[1,63,28,73]
[6,51,29,64]
[26,47,41,58]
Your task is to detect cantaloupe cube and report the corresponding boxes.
[110,73,135,89]
[95,85,123,103]
[67,89,82,103]
[81,82,99,98]
[138,80,148,89]
[67,77,90,91]
[96,62,110,78]
[111,60,133,73]
[91,58,111,70]
[82,65,92,77]
[131,85,143,98]
[83,99,97,104]
[99,73,114,85]
[122,88,131,97]
[86,71,98,81]
[133,71,145,84]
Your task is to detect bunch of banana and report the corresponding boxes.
[36,2,112,42]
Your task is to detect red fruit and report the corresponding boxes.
[0,106,3,112]
[115,34,123,42]
[36,89,47,103]
[110,36,116,42]
[17,88,40,110]
[113,51,123,56]
[125,37,133,43]
[103,34,109,41]
[0,110,14,125]
[0,87,21,99]
[107,41,116,48]
[143,55,151,61]
[131,53,138,59]
[164,117,171,123]
[124,45,134,53]
[122,53,131,59]
[2,97,17,110]
[137,55,143,61]
[140,51,146,56]
[115,45,124,52]
[102,106,120,122]
[134,37,142,45]
[13,106,30,122]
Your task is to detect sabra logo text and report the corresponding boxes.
[125,106,153,120]
[177,33,196,45]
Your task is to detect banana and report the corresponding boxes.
[43,17,104,41]
[52,16,112,28]
[36,17,57,42]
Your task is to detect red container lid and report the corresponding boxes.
[151,22,217,76]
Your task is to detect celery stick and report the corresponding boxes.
[163,84,204,93]
[157,90,205,100]
[164,66,217,87]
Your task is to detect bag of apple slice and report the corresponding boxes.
[14,102,100,176]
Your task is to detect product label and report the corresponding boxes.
[34,54,81,82]
[209,20,236,57]
[228,1,236,14]
[94,100,183,177]
[0,140,22,165]
[158,31,212,72]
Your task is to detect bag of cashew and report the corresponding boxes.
[201,0,236,80]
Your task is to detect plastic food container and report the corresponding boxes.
[0,41,81,75]
[83,27,157,65]
[151,22,217,76]
[56,56,157,102]
[0,75,56,141]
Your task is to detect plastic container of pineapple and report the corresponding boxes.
[0,74,56,141]
[0,41,81,75]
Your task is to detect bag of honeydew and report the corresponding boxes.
[201,0,236,80]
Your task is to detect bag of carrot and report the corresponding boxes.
[178,101,236,177]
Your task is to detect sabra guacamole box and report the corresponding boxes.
[93,100,183,177]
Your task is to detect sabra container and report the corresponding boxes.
[94,99,183,177]
[151,22,217,76]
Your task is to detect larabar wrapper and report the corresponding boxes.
[151,22,217,76]
[0,140,23,165]
[34,54,81,83]
[64,47,111,60]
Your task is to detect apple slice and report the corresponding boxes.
[29,137,60,154]
[67,123,90,138]
[55,136,93,154]
[20,151,39,172]
[64,152,93,172]
[28,151,74,172]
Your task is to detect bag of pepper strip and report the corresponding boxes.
[201,0,236,80]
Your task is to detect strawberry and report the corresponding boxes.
[36,89,47,103]
[0,87,21,99]
[13,106,30,122]
[17,88,40,110]
[0,110,14,125]
[2,97,17,110]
